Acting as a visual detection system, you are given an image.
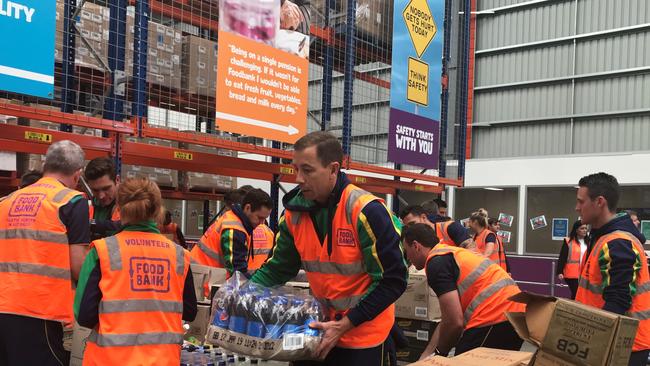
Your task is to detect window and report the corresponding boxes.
[454,187,519,252]
[525,186,578,255]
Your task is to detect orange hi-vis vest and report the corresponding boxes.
[427,244,524,330]
[83,231,190,365]
[494,234,508,271]
[190,210,250,269]
[249,224,274,270]
[474,229,505,268]
[562,238,583,279]
[435,221,454,246]
[576,230,650,352]
[88,200,120,221]
[284,184,394,349]
[0,177,82,324]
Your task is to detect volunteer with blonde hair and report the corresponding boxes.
[468,211,501,266]
[75,177,197,365]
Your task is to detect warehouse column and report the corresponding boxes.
[60,0,77,133]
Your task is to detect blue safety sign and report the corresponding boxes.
[0,0,56,98]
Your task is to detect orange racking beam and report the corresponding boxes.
[0,102,133,134]
[0,125,113,158]
[142,124,294,160]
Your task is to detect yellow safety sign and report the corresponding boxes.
[403,0,438,58]
[280,167,295,175]
[24,131,53,143]
[407,57,429,106]
[173,151,193,160]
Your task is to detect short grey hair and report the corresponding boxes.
[43,140,85,175]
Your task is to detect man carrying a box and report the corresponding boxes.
[190,188,272,277]
[575,172,650,365]
[84,157,122,239]
[401,223,524,360]
[250,131,408,365]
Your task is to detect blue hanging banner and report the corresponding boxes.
[388,0,444,168]
[0,0,56,98]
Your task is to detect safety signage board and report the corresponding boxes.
[0,0,56,98]
[403,0,438,58]
[388,0,444,168]
[407,57,429,106]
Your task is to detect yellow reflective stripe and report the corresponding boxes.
[0,229,69,244]
[316,294,365,311]
[221,220,245,231]
[0,262,71,280]
[53,188,76,203]
[88,330,183,347]
[174,244,185,275]
[458,259,493,297]
[99,299,183,314]
[105,236,122,271]
[463,278,517,322]
[358,211,384,273]
[195,240,223,264]
[302,260,366,275]
[289,212,301,227]
[345,188,371,224]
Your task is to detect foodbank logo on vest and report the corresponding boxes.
[129,257,171,293]
[0,0,56,98]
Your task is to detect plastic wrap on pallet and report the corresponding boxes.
[206,272,322,361]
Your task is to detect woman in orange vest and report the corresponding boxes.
[74,177,197,365]
[556,220,589,299]
[402,223,524,359]
[469,212,502,267]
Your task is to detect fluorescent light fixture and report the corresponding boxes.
[484,187,504,191]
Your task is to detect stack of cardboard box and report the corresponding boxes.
[125,15,183,90]
[178,132,236,191]
[181,35,218,96]
[506,292,638,366]
[394,270,442,365]
[122,137,179,188]
[55,2,109,70]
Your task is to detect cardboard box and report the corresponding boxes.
[529,350,576,366]
[122,137,179,188]
[185,303,212,343]
[181,35,218,96]
[311,0,392,43]
[395,271,441,321]
[406,348,532,366]
[506,292,638,366]
[396,318,439,351]
[397,348,425,364]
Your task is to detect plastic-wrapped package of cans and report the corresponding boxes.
[206,273,322,361]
